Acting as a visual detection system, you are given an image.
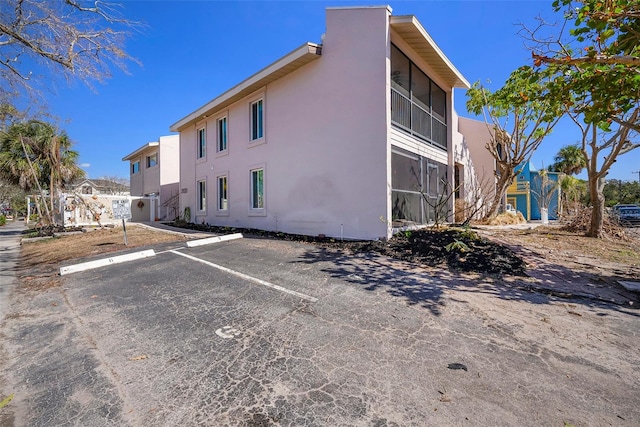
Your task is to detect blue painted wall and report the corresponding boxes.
[515,161,561,220]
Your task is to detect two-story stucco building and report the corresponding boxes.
[122,134,180,220]
[170,5,490,240]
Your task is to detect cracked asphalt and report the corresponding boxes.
[1,235,639,426]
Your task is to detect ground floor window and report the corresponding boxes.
[217,175,228,211]
[391,148,448,226]
[250,168,264,210]
[197,179,206,212]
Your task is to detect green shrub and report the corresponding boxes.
[0,215,6,226]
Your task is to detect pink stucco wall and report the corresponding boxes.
[176,6,475,238]
[178,6,391,239]
[456,116,497,205]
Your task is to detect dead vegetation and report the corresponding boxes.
[560,206,628,239]
[17,225,188,291]
[485,211,527,226]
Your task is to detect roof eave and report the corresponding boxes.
[390,15,470,89]
[170,42,322,133]
[122,142,160,161]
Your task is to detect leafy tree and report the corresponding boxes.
[0,120,84,224]
[525,0,640,237]
[559,175,588,215]
[550,144,587,175]
[0,0,140,102]
[466,66,563,221]
[603,179,640,206]
[0,182,27,217]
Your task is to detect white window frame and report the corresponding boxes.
[216,116,228,154]
[216,174,229,215]
[146,153,158,168]
[197,126,206,160]
[250,98,264,142]
[197,178,207,213]
[249,165,265,216]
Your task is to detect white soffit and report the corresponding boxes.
[170,43,322,132]
[390,15,470,89]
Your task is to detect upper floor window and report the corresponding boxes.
[250,99,264,141]
[146,153,158,168]
[132,161,140,174]
[390,44,447,150]
[197,127,206,159]
[217,117,227,152]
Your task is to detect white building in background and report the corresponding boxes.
[170,5,492,240]
[122,134,180,221]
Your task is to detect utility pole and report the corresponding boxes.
[633,171,640,182]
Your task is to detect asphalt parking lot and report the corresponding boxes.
[1,235,639,426]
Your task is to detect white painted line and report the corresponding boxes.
[186,233,244,248]
[169,250,318,303]
[618,280,640,292]
[60,250,156,276]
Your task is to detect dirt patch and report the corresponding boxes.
[478,225,640,279]
[18,225,188,291]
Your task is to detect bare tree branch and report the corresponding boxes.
[0,0,141,101]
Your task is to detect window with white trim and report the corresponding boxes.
[217,117,227,152]
[197,179,206,212]
[250,99,264,141]
[217,175,228,211]
[250,168,264,210]
[197,127,206,159]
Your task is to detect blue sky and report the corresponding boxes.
[42,0,638,182]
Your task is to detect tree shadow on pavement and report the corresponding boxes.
[295,246,640,317]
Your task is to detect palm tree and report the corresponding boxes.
[551,144,586,176]
[559,175,587,215]
[0,120,84,224]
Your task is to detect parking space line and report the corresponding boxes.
[168,250,318,303]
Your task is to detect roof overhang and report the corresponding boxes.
[122,142,159,161]
[390,15,470,89]
[170,42,322,132]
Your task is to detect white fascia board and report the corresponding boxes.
[326,5,392,12]
[390,15,470,89]
[122,141,160,161]
[170,42,322,132]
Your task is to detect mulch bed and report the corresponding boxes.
[169,222,527,276]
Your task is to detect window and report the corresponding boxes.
[250,168,264,209]
[197,179,206,212]
[217,175,228,211]
[197,127,206,159]
[250,99,263,140]
[216,117,227,152]
[132,161,140,174]
[146,153,157,168]
[390,44,448,150]
[391,149,448,226]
